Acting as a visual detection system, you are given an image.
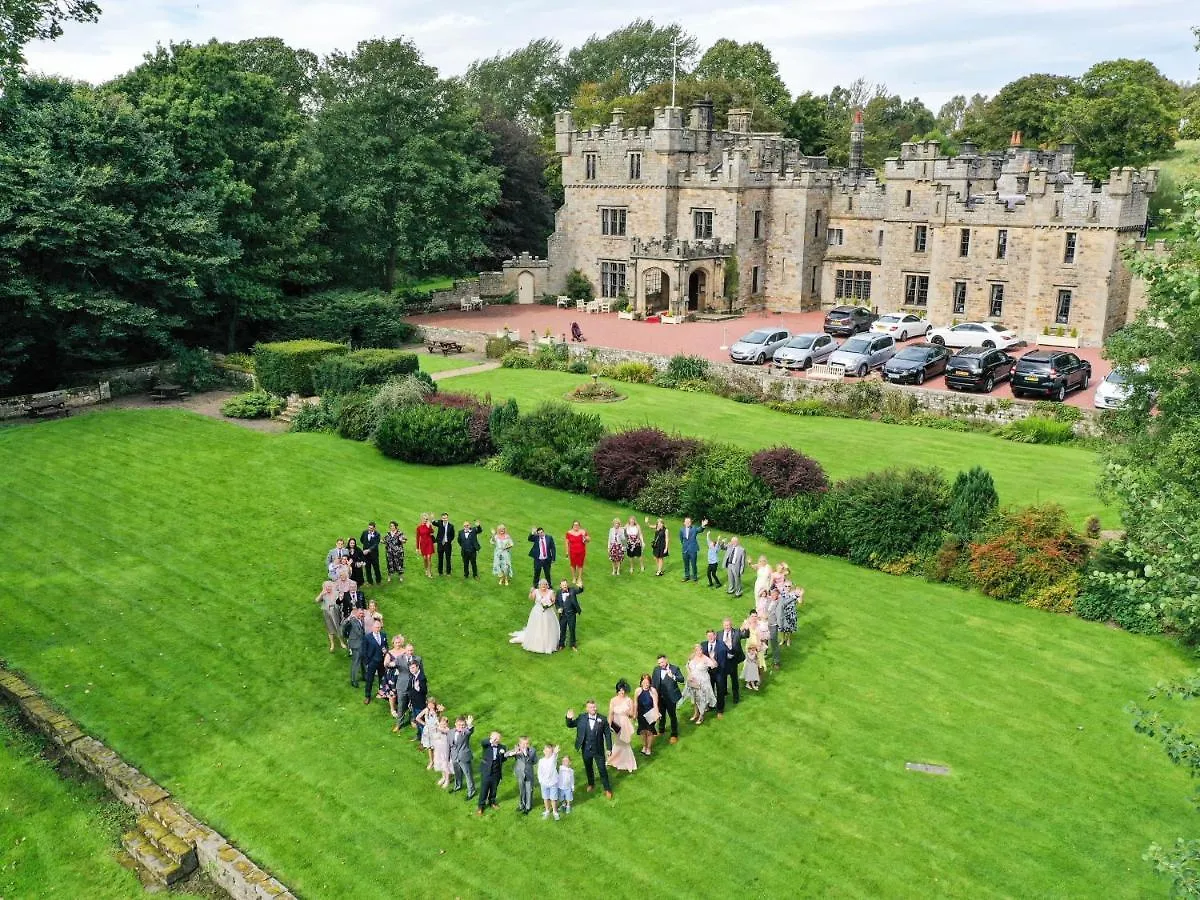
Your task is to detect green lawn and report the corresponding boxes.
[1148,139,1200,240]
[442,368,1110,527]
[415,350,484,374]
[0,705,144,899]
[0,410,1191,898]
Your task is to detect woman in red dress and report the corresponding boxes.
[415,513,435,578]
[564,520,589,587]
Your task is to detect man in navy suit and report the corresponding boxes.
[434,513,455,575]
[678,517,708,582]
[360,618,389,704]
[528,526,556,586]
[717,617,745,712]
[702,629,730,716]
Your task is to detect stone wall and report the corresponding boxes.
[0,383,112,420]
[0,665,297,900]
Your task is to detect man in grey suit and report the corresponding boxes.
[341,608,366,687]
[723,536,747,597]
[764,589,783,671]
[511,737,537,814]
[449,715,476,799]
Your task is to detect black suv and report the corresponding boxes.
[823,305,876,336]
[1012,350,1092,400]
[945,347,1016,392]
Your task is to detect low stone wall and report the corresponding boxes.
[0,665,296,900]
[427,276,512,312]
[0,383,112,420]
[411,325,1099,434]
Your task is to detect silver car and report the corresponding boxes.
[828,333,896,377]
[773,333,838,370]
[729,328,791,365]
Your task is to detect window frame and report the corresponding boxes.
[952,280,967,315]
[1063,231,1077,264]
[1055,289,1072,325]
[996,228,1008,260]
[989,283,1005,318]
[827,227,844,247]
[600,207,627,237]
[753,209,762,240]
[751,265,761,294]
[693,209,714,240]
[904,273,930,307]
[599,260,627,299]
[914,224,927,253]
[834,269,872,301]
[628,152,641,180]
[959,228,971,258]
[584,153,597,181]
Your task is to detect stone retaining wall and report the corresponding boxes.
[0,665,296,900]
[0,383,113,420]
[412,325,1099,434]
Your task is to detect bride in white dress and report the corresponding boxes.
[510,580,560,654]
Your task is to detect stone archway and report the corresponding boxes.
[687,269,708,312]
[643,268,670,313]
[517,271,535,304]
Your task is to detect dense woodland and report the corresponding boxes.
[0,3,1197,391]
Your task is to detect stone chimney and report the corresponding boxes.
[1009,130,1023,147]
[689,97,714,133]
[959,139,977,158]
[727,108,752,134]
[849,108,865,174]
[610,107,625,128]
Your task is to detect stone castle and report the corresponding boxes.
[503,102,1158,346]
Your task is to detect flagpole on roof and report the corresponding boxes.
[671,35,678,107]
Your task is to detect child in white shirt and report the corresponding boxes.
[537,744,560,819]
[557,755,575,814]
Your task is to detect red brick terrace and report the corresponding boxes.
[408,305,1109,409]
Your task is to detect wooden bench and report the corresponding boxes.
[149,383,190,401]
[425,339,465,355]
[806,363,846,382]
[26,399,69,419]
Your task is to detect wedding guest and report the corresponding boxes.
[391,647,414,731]
[416,513,435,578]
[458,518,483,579]
[678,517,707,583]
[752,555,772,603]
[491,525,514,586]
[554,579,583,652]
[538,744,561,820]
[528,526,556,586]
[431,715,452,788]
[326,538,348,579]
[333,569,357,619]
[648,517,669,576]
[683,644,718,725]
[408,666,430,739]
[449,715,476,799]
[380,635,406,712]
[606,680,637,773]
[341,608,366,687]
[434,513,455,576]
[315,581,345,653]
[723,536,746,598]
[558,755,575,814]
[634,674,660,757]
[346,537,367,588]
[360,522,382,585]
[706,533,726,588]
[361,617,388,704]
[763,589,782,672]
[607,518,626,576]
[477,732,508,815]
[742,620,763,691]
[651,654,684,744]
[781,584,803,647]
[564,521,589,586]
[383,521,406,583]
[624,515,645,574]
[512,736,537,815]
[564,702,613,797]
[717,617,745,713]
[363,598,380,622]
[415,696,441,764]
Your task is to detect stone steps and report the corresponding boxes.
[119,810,198,888]
[274,395,315,426]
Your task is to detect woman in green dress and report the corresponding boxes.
[491,524,515,586]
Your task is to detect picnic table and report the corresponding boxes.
[424,339,465,355]
[26,398,69,419]
[150,382,190,401]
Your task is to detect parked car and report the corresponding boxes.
[945,347,1017,392]
[772,333,838,370]
[829,333,896,377]
[729,328,791,364]
[823,305,877,336]
[880,342,950,385]
[1012,350,1092,400]
[871,312,931,341]
[1093,366,1148,410]
[927,322,1021,350]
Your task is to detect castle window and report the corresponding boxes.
[952,281,967,314]
[600,261,626,298]
[989,283,1005,318]
[600,207,627,236]
[752,266,761,293]
[914,225,927,253]
[1064,232,1077,264]
[877,229,884,247]
[811,266,818,293]
[996,228,1008,260]
[904,189,912,207]
[834,269,871,300]
[628,153,641,180]
[813,210,822,238]
[693,210,713,239]
[585,153,597,180]
[959,228,971,257]
[1053,200,1062,218]
[753,210,762,239]
[1055,289,1072,324]
[827,228,844,247]
[904,274,929,307]
[847,196,853,211]
[1088,201,1098,220]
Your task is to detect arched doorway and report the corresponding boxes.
[517,271,535,304]
[643,268,669,313]
[687,269,707,312]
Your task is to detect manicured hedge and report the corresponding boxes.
[376,404,478,465]
[310,348,419,395]
[679,443,773,536]
[496,401,604,494]
[264,290,417,347]
[593,427,699,501]
[254,340,347,396]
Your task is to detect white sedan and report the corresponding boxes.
[928,322,1021,350]
[871,312,931,341]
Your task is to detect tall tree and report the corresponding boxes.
[569,75,785,133]
[963,73,1074,149]
[111,41,322,350]
[0,76,230,390]
[478,117,555,267]
[784,91,828,155]
[564,19,698,98]
[314,38,500,290]
[1062,59,1178,178]
[936,95,967,133]
[692,39,789,115]
[225,37,321,115]
[0,0,99,85]
[463,38,567,133]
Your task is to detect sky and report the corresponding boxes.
[21,0,1199,109]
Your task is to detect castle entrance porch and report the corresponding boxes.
[630,237,731,318]
[642,268,670,313]
[687,269,707,312]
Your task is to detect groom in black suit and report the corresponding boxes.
[528,526,556,586]
[554,580,583,651]
[565,700,613,797]
[651,654,685,743]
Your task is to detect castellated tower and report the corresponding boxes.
[849,109,865,175]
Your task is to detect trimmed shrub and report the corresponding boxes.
[335,391,379,441]
[1024,572,1081,613]
[502,350,535,369]
[289,400,334,433]
[264,289,416,348]
[749,447,829,498]
[999,417,1074,444]
[633,469,686,517]
[428,393,494,458]
[679,443,773,535]
[667,354,709,382]
[254,340,347,396]
[967,504,1090,604]
[565,269,594,302]
[763,492,835,555]
[825,468,950,567]
[488,397,520,444]
[496,402,605,493]
[412,370,436,394]
[169,347,224,391]
[310,349,419,396]
[375,403,477,464]
[706,370,765,404]
[593,428,701,500]
[567,358,589,374]
[486,336,519,359]
[947,466,999,543]
[608,361,657,384]
[371,375,433,418]
[220,390,283,419]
